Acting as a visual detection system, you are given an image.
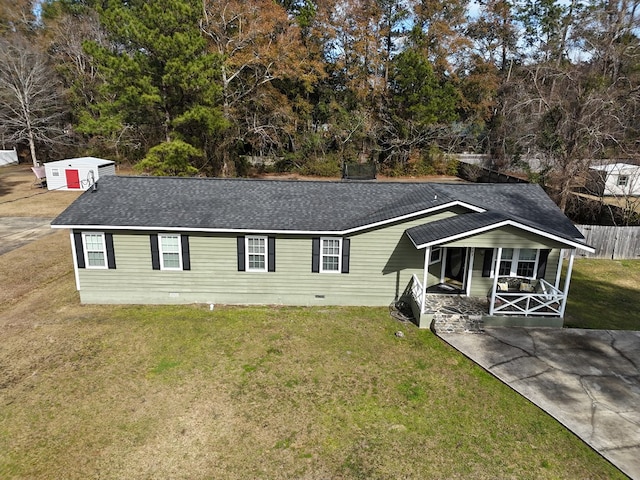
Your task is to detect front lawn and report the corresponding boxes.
[565,258,640,330]
[0,231,628,479]
[0,304,626,479]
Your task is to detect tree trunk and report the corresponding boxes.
[28,133,38,167]
[26,115,38,167]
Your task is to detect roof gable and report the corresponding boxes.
[405,211,593,251]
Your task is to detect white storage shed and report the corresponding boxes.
[45,157,116,191]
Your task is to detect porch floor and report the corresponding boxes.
[424,294,488,316]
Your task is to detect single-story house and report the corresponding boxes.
[44,157,116,191]
[51,176,594,327]
[589,163,640,197]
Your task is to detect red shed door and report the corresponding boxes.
[65,169,80,189]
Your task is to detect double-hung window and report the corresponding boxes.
[159,234,182,270]
[321,238,341,273]
[312,237,349,274]
[83,232,107,269]
[237,236,274,272]
[246,236,267,272]
[498,248,538,278]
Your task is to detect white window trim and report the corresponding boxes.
[497,248,540,279]
[245,236,268,272]
[429,246,442,265]
[51,168,60,177]
[320,237,342,273]
[159,233,182,270]
[82,232,107,269]
[617,175,629,186]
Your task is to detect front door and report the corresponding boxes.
[65,169,80,189]
[444,247,467,288]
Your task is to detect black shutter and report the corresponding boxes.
[74,231,85,269]
[482,248,494,277]
[312,238,320,273]
[268,237,276,272]
[105,233,116,269]
[237,236,245,271]
[341,238,350,274]
[181,235,191,271]
[150,234,160,270]
[537,249,550,279]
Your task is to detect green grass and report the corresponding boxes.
[565,258,640,330]
[0,304,626,479]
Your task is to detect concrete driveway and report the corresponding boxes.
[0,217,54,255]
[438,327,640,479]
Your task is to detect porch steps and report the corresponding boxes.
[432,312,484,334]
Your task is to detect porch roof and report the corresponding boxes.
[405,211,594,252]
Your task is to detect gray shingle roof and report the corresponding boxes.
[429,183,583,239]
[51,176,585,244]
[406,211,509,246]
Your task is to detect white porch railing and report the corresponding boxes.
[491,278,564,316]
[410,274,425,313]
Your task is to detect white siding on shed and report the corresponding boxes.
[45,157,116,191]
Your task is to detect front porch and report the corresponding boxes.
[402,213,592,330]
[406,263,570,331]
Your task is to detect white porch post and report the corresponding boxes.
[465,247,475,296]
[559,249,576,317]
[555,249,564,289]
[439,247,447,283]
[421,246,430,314]
[489,248,502,316]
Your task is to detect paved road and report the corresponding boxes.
[438,327,640,479]
[0,217,55,255]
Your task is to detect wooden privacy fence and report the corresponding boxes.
[575,225,640,259]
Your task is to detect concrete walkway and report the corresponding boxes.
[438,327,640,479]
[0,217,54,255]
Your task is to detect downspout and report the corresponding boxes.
[489,248,502,316]
[421,246,430,314]
[559,249,576,317]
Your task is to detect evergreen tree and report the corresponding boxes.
[79,0,224,169]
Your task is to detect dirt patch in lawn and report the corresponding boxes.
[0,230,76,321]
[0,164,81,217]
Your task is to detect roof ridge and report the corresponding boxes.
[107,175,476,187]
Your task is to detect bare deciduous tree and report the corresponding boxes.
[201,0,323,175]
[0,36,66,166]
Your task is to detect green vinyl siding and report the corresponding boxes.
[76,209,458,305]
[443,225,568,250]
[74,213,576,305]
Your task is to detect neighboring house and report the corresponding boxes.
[51,176,593,327]
[589,163,640,197]
[44,157,116,191]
